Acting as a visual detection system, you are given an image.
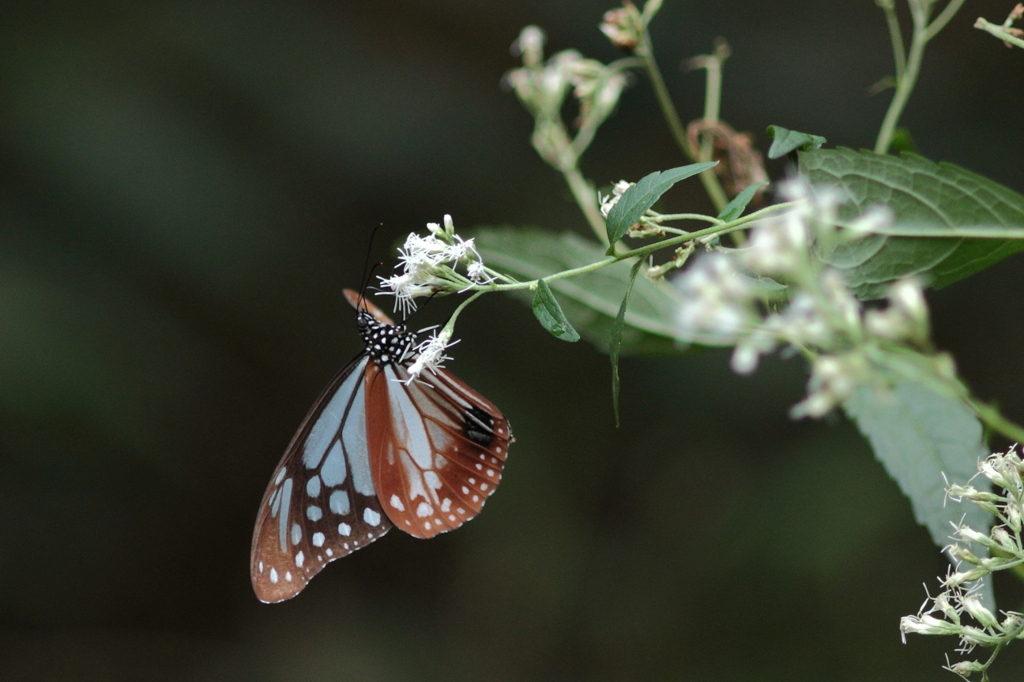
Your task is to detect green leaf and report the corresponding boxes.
[605,163,718,249]
[610,260,644,427]
[531,279,580,342]
[801,149,1024,299]
[472,226,684,355]
[765,125,826,159]
[717,182,769,222]
[843,382,993,604]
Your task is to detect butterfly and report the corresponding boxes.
[250,290,512,603]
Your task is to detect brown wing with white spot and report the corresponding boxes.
[250,356,393,603]
[368,363,513,538]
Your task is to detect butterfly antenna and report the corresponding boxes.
[356,224,386,311]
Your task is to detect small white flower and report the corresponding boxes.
[945,660,986,677]
[1007,503,1023,532]
[900,613,961,638]
[741,210,811,276]
[865,278,930,344]
[979,457,1015,492]
[990,526,1016,554]
[818,270,863,336]
[933,590,963,622]
[770,292,833,348]
[674,254,759,343]
[466,261,494,284]
[397,232,450,269]
[730,329,777,375]
[960,592,1000,629]
[960,625,999,648]
[598,180,633,217]
[405,329,457,383]
[379,272,437,316]
[790,352,867,418]
[845,205,893,235]
[444,235,479,264]
[955,524,995,549]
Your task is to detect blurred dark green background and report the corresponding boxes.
[2,1,1023,680]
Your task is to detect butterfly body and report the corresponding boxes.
[251,292,511,603]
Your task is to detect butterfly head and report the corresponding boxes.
[356,309,416,366]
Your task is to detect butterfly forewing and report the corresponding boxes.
[251,356,393,603]
[369,363,512,538]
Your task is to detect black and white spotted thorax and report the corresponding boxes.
[356,310,417,366]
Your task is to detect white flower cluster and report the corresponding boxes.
[378,215,493,315]
[673,179,918,418]
[506,26,628,168]
[901,447,1024,678]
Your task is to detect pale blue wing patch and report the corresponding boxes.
[251,355,393,603]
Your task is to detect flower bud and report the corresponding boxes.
[1007,503,1022,533]
[947,660,986,677]
[600,4,643,52]
[899,613,959,637]
[944,567,988,588]
[979,459,1011,489]
[990,526,1016,553]
[934,591,960,621]
[512,26,546,67]
[957,524,998,549]
[961,592,1000,629]
[1000,612,1023,634]
[960,625,998,647]
[947,544,981,565]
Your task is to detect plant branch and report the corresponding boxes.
[967,398,1024,444]
[563,166,609,244]
[875,13,927,153]
[636,31,728,211]
[468,202,798,295]
[874,0,966,154]
[925,0,968,41]
[879,0,907,81]
[975,16,1024,49]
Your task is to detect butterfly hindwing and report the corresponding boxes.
[368,363,512,539]
[251,356,393,603]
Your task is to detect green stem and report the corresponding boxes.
[874,10,928,154]
[441,290,487,336]
[699,51,723,166]
[649,212,724,224]
[968,398,1024,444]
[880,1,906,81]
[925,0,968,41]
[638,31,692,159]
[564,166,608,244]
[470,202,797,295]
[874,0,966,154]
[637,31,728,211]
[696,44,730,214]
